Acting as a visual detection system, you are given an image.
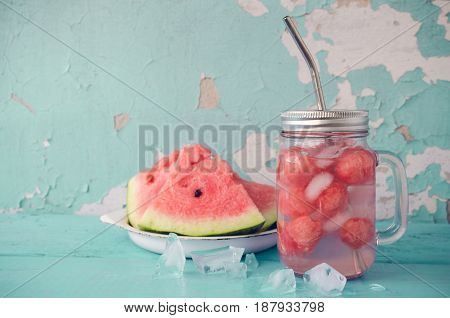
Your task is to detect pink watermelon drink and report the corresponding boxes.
[277,137,377,278]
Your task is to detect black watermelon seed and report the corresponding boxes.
[194,189,202,198]
[146,174,154,184]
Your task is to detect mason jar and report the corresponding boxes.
[277,110,408,278]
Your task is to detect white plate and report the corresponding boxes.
[100,210,278,258]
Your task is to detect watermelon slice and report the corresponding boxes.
[241,180,277,231]
[127,145,208,228]
[127,146,266,236]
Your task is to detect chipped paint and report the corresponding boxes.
[434,0,450,41]
[280,0,306,12]
[114,113,130,131]
[198,74,220,109]
[360,88,375,97]
[10,93,34,113]
[0,208,23,214]
[0,0,448,222]
[333,80,357,109]
[75,185,126,216]
[336,0,370,7]
[24,186,41,200]
[302,3,450,83]
[237,0,268,17]
[233,132,277,184]
[395,125,414,141]
[409,186,441,215]
[405,147,450,180]
[369,118,384,129]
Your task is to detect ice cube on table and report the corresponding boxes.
[260,269,296,295]
[244,253,259,272]
[303,263,347,296]
[225,262,247,279]
[191,246,245,274]
[305,172,333,202]
[369,283,386,292]
[156,233,186,277]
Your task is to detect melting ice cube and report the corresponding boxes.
[244,253,259,272]
[225,262,248,279]
[303,263,347,296]
[312,145,343,169]
[260,269,296,295]
[304,172,333,202]
[155,233,186,277]
[191,246,245,274]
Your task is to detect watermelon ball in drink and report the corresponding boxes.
[278,184,315,219]
[277,216,322,255]
[335,147,376,185]
[286,216,323,253]
[340,217,375,249]
[277,146,316,189]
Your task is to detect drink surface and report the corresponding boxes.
[277,135,376,278]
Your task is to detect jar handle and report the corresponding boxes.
[375,151,409,245]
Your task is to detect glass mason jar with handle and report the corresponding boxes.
[277,110,408,279]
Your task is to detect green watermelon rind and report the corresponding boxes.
[132,211,265,237]
[259,206,277,232]
[127,177,266,237]
[128,206,265,237]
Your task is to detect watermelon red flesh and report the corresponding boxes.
[127,145,209,227]
[174,143,212,172]
[127,154,265,236]
[241,180,277,231]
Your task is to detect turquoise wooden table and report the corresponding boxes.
[1,213,449,298]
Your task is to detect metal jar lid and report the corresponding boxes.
[281,110,369,132]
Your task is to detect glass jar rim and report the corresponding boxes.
[281,109,369,132]
[280,130,368,138]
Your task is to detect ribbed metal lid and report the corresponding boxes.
[281,110,369,132]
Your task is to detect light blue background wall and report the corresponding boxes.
[0,0,449,222]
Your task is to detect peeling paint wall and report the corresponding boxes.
[198,74,220,109]
[0,0,449,223]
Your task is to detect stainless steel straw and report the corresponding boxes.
[283,16,327,111]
